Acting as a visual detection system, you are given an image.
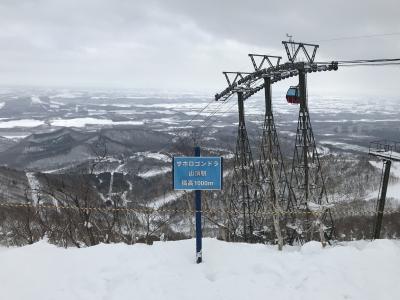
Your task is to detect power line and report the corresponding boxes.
[154,98,221,154]
[315,58,400,67]
[337,58,400,64]
[339,63,400,67]
[148,98,238,210]
[199,100,235,130]
[337,58,400,67]
[309,32,400,43]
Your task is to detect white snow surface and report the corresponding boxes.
[50,117,143,127]
[0,119,45,128]
[1,134,29,140]
[31,96,44,104]
[134,151,172,162]
[1,239,399,300]
[149,190,185,209]
[138,166,171,178]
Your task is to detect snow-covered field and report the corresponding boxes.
[0,119,45,128]
[50,117,144,127]
[0,238,399,300]
[138,166,171,178]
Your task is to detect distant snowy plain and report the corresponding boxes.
[0,238,399,300]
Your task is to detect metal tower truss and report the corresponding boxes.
[257,76,296,248]
[217,71,262,102]
[288,69,335,245]
[224,91,264,243]
[223,72,252,88]
[282,41,319,63]
[248,54,281,71]
[215,61,338,102]
[215,40,339,246]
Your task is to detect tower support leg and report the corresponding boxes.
[289,68,334,245]
[226,91,258,242]
[261,77,285,249]
[374,160,391,239]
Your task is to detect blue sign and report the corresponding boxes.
[173,156,223,190]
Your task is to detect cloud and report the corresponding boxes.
[0,0,398,96]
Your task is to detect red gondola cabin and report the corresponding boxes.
[286,86,301,104]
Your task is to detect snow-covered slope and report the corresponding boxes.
[0,239,399,300]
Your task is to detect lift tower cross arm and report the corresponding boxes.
[222,72,253,89]
[248,54,282,71]
[282,41,319,63]
[216,71,263,102]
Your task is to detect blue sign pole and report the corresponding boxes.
[194,146,202,264]
[172,151,223,263]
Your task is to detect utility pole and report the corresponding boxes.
[369,141,400,239]
[374,159,391,239]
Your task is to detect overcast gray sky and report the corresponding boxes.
[0,0,399,96]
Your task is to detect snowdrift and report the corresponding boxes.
[1,238,399,300]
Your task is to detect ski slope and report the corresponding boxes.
[0,238,399,300]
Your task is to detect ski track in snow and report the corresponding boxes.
[138,167,171,178]
[26,172,40,205]
[149,191,185,209]
[108,172,114,201]
[0,239,399,300]
[106,163,127,201]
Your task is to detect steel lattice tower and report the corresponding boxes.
[258,77,296,247]
[288,67,335,244]
[226,91,261,242]
[215,42,339,245]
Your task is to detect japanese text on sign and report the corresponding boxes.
[173,157,223,190]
